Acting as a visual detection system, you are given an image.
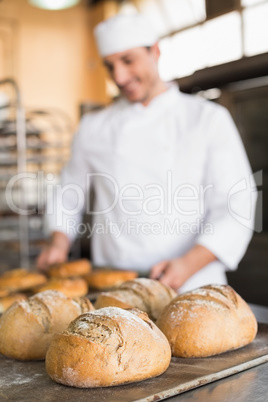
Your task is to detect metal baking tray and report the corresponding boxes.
[0,323,268,401]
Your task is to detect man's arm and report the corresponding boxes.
[36,115,91,271]
[36,231,71,271]
[151,106,256,291]
[150,245,217,290]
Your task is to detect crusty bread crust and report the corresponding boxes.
[95,278,177,321]
[156,284,258,358]
[0,269,47,292]
[46,307,171,387]
[0,290,94,360]
[0,288,9,298]
[0,293,27,314]
[95,289,146,311]
[85,269,137,290]
[48,259,91,278]
[32,277,88,298]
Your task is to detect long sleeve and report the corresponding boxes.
[196,107,258,270]
[45,116,91,243]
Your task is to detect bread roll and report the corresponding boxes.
[0,293,27,314]
[46,307,171,388]
[0,288,9,298]
[48,259,91,278]
[32,277,88,298]
[85,269,137,290]
[95,278,176,321]
[156,284,258,358]
[0,290,94,360]
[0,268,47,292]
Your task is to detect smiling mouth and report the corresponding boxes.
[121,80,140,95]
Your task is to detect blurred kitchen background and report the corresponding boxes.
[0,0,267,304]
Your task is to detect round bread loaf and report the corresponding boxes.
[0,288,9,298]
[85,269,137,290]
[46,307,171,388]
[156,284,258,358]
[95,278,177,321]
[0,290,94,360]
[48,259,91,278]
[0,268,47,292]
[0,293,27,314]
[32,277,88,298]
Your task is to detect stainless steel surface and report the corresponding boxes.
[250,303,268,324]
[0,322,268,401]
[167,362,268,401]
[167,304,268,401]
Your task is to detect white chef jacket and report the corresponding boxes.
[47,84,257,293]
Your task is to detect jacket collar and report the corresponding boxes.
[120,81,181,112]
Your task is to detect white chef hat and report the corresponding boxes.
[94,14,159,57]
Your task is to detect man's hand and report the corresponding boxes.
[36,232,70,271]
[150,245,217,291]
[150,258,193,290]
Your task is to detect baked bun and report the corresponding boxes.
[0,293,27,314]
[95,278,176,321]
[46,307,171,388]
[0,288,9,298]
[85,269,137,290]
[0,290,94,360]
[48,259,91,278]
[156,284,258,358]
[33,277,88,298]
[0,268,47,292]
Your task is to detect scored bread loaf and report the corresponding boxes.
[0,268,47,292]
[156,284,258,358]
[0,290,94,360]
[85,269,137,290]
[95,278,177,321]
[0,293,27,314]
[48,259,91,278]
[32,277,88,298]
[46,307,171,388]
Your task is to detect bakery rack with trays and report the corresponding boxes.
[0,78,73,271]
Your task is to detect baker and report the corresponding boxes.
[37,14,257,292]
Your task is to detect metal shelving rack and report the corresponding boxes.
[0,78,29,268]
[0,78,72,270]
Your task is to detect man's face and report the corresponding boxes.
[103,45,160,104]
